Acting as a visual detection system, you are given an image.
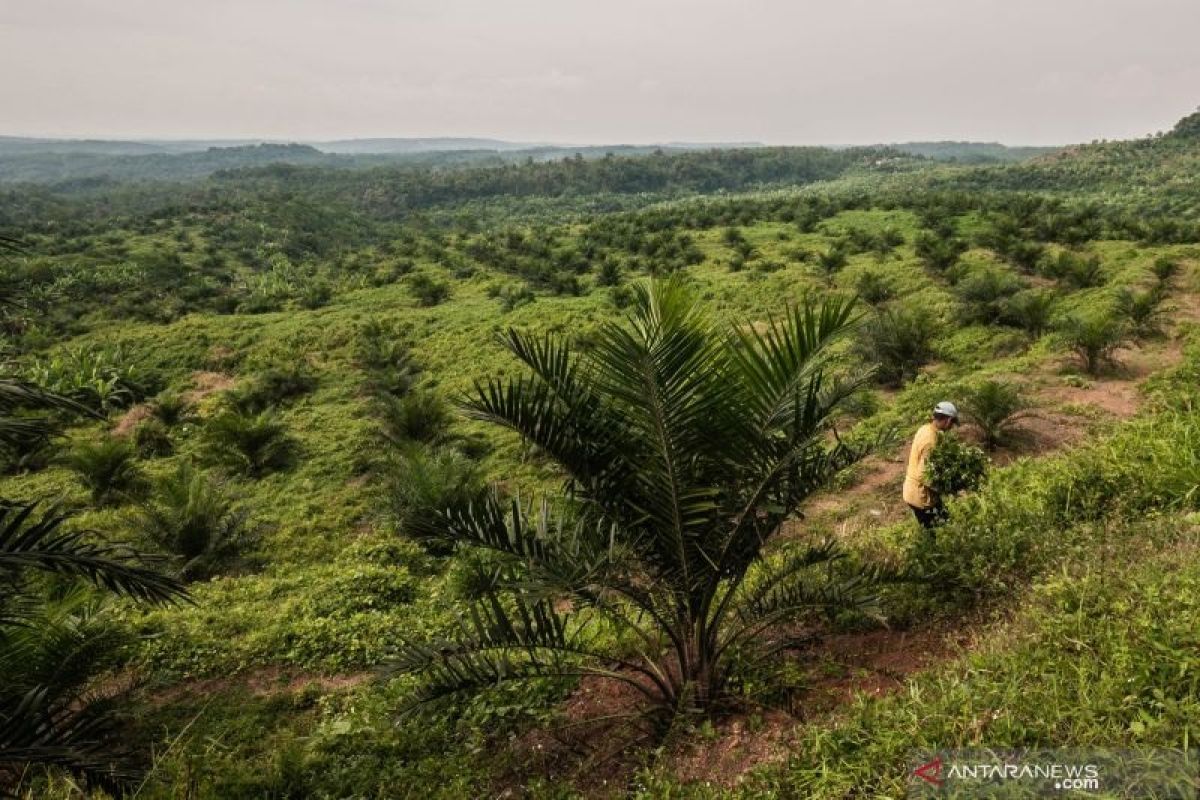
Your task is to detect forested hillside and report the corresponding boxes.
[2,111,1199,798]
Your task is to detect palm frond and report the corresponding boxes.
[0,687,135,794]
[716,552,878,661]
[389,594,668,712]
[0,502,187,604]
[0,379,94,415]
[731,294,863,436]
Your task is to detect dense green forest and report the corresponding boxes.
[2,110,1200,798]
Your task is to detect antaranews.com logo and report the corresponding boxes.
[907,748,1196,798]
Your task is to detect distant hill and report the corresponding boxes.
[0,137,765,184]
[888,141,1063,163]
[0,136,172,156]
[0,143,336,184]
[314,137,544,154]
[1168,108,1200,139]
[921,107,1200,219]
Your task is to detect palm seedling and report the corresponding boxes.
[1046,251,1106,289]
[200,410,295,477]
[855,304,942,387]
[914,229,967,273]
[1150,256,1179,287]
[964,379,1029,450]
[64,438,146,507]
[1113,286,1169,341]
[853,270,895,305]
[382,445,484,556]
[390,278,879,729]
[1058,311,1129,375]
[377,387,452,445]
[149,391,192,426]
[955,268,1025,325]
[1002,288,1058,338]
[132,417,174,458]
[227,366,318,414]
[816,241,849,280]
[132,463,257,580]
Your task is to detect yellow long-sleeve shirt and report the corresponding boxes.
[903,422,938,508]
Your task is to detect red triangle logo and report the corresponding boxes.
[913,755,945,786]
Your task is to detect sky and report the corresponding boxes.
[2,0,1198,146]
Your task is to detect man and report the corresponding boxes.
[903,401,958,530]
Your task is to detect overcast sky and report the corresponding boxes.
[2,0,1198,145]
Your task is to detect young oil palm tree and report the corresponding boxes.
[391,278,878,727]
[132,463,257,580]
[964,379,1028,450]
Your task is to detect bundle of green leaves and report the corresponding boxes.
[925,431,989,497]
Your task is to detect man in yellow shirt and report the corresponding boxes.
[903,401,958,529]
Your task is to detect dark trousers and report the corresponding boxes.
[908,502,946,530]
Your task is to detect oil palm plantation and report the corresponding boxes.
[394,278,877,727]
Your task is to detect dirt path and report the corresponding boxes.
[144,666,371,708]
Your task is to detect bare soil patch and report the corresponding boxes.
[184,370,236,404]
[112,403,153,436]
[499,622,971,797]
[146,667,369,708]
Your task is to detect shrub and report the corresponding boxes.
[132,463,257,580]
[304,565,417,617]
[924,432,988,497]
[201,410,295,477]
[64,438,147,506]
[1002,288,1058,338]
[964,379,1028,450]
[1058,311,1129,375]
[856,305,942,387]
[1113,286,1169,340]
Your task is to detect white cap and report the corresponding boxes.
[933,401,959,420]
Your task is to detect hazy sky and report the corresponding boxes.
[2,0,1198,145]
